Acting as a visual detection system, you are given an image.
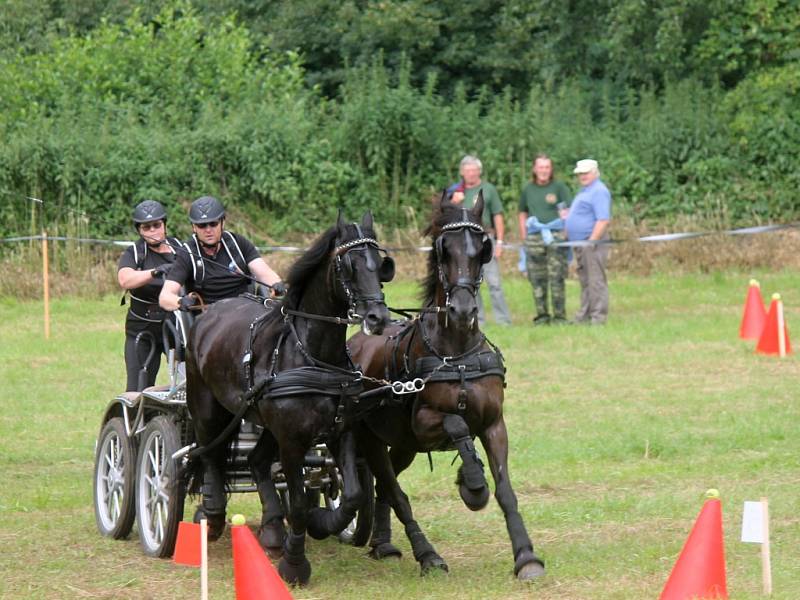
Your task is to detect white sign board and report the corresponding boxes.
[741,501,765,544]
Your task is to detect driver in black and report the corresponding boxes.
[159,196,285,311]
[118,200,180,391]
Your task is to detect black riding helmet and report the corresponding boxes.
[189,196,226,224]
[132,200,167,227]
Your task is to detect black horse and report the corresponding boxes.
[185,211,393,585]
[348,193,546,580]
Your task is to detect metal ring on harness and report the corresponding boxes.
[391,378,426,394]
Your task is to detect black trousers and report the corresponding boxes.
[124,317,167,392]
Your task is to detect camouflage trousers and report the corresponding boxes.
[524,231,568,319]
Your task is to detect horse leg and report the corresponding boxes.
[307,430,362,539]
[479,418,545,581]
[367,443,414,560]
[364,436,447,575]
[248,429,286,558]
[442,414,490,511]
[189,387,232,541]
[277,446,312,586]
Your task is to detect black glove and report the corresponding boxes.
[151,263,173,279]
[178,295,197,310]
[271,281,287,297]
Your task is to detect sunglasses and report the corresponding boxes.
[139,221,164,231]
[196,221,220,229]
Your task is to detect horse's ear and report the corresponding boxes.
[361,210,374,231]
[439,188,449,208]
[472,190,484,219]
[336,208,347,234]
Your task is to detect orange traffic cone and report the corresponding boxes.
[739,279,766,340]
[231,514,293,600]
[173,521,202,567]
[659,490,727,600]
[756,293,792,357]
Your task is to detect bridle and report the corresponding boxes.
[433,210,492,318]
[333,225,395,321]
[277,226,395,326]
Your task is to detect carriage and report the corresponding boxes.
[92,205,543,584]
[92,313,374,558]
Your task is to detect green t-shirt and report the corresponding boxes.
[518,180,572,223]
[462,182,503,228]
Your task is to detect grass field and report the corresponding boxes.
[1,272,799,599]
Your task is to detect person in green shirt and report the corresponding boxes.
[518,154,572,325]
[449,155,512,326]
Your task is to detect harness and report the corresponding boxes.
[186,231,249,285]
[236,232,394,435]
[381,317,506,414]
[122,237,181,322]
[179,230,391,468]
[378,213,504,415]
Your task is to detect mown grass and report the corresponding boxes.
[1,271,799,599]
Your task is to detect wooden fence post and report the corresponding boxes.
[42,230,50,339]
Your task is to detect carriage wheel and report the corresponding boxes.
[326,459,375,547]
[93,417,137,539]
[136,415,185,557]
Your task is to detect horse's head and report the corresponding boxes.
[333,210,394,335]
[427,190,492,328]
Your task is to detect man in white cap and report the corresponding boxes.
[564,159,611,324]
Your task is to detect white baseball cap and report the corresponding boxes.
[573,159,598,174]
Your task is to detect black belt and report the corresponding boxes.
[129,299,169,322]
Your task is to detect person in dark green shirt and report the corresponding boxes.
[517,154,572,324]
[449,155,511,325]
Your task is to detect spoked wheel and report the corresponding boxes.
[326,459,375,546]
[136,415,185,557]
[93,417,137,539]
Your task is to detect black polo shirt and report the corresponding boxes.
[167,232,260,303]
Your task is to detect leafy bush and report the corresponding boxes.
[1,2,799,243]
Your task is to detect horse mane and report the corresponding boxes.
[420,195,482,307]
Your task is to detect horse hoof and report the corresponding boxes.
[306,507,331,540]
[194,508,226,541]
[368,542,402,560]
[420,554,448,576]
[517,560,546,581]
[278,557,311,586]
[258,520,286,558]
[458,484,490,511]
[514,550,545,581]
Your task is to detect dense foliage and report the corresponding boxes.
[0,1,797,239]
